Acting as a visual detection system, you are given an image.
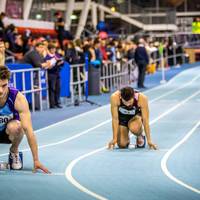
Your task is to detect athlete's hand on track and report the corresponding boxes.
[108,139,117,150]
[33,161,51,174]
[148,141,157,150]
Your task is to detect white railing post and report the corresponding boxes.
[160,53,167,84]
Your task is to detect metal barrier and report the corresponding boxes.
[149,49,186,83]
[7,46,189,110]
[10,68,49,112]
[69,63,86,104]
[68,48,188,105]
[5,56,15,63]
[100,59,138,92]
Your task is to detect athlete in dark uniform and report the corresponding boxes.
[118,90,141,127]
[0,65,50,173]
[108,86,157,150]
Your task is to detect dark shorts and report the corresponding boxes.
[119,114,141,127]
[119,119,130,127]
[0,129,11,144]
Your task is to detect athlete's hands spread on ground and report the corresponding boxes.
[108,139,117,149]
[148,141,157,150]
[33,161,51,174]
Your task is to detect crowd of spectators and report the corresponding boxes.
[0,11,188,108]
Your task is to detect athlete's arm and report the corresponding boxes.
[139,93,157,150]
[108,93,119,149]
[14,92,51,173]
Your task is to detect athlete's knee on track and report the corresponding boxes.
[117,141,129,149]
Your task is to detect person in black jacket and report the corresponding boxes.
[45,43,64,108]
[54,12,65,50]
[135,38,149,88]
[23,42,51,69]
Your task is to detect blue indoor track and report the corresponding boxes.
[0,65,200,200]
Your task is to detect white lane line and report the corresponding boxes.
[150,90,200,125]
[1,77,200,158]
[161,120,200,194]
[65,89,200,200]
[35,105,110,134]
[166,66,200,85]
[34,67,200,135]
[0,73,199,162]
[66,147,108,200]
[148,72,200,104]
[0,170,64,176]
[144,66,200,94]
[0,119,111,157]
[0,68,198,192]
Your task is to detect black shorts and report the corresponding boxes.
[119,119,130,127]
[119,114,141,127]
[0,129,11,144]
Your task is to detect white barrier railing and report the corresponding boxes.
[149,49,186,83]
[10,68,49,112]
[69,63,86,104]
[8,47,190,110]
[100,59,138,91]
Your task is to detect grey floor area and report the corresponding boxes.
[32,62,200,130]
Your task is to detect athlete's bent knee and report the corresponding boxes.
[117,141,129,149]
[128,117,143,135]
[6,120,23,135]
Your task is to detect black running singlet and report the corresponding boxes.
[118,91,141,127]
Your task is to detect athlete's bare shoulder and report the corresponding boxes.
[14,91,29,113]
[110,90,120,106]
[138,92,148,107]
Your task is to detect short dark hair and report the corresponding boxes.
[120,87,134,101]
[48,43,56,50]
[0,65,11,80]
[0,12,6,17]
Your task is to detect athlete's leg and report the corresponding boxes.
[128,115,143,136]
[117,125,130,148]
[6,120,24,153]
[128,115,146,148]
[6,120,24,170]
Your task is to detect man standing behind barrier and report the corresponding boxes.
[45,43,63,108]
[23,42,51,69]
[108,86,157,150]
[0,65,50,173]
[135,38,149,88]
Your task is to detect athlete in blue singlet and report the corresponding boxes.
[108,86,157,150]
[0,65,50,173]
[0,87,20,143]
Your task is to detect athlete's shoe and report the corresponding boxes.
[136,135,146,148]
[9,152,23,170]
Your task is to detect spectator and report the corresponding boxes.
[5,24,17,51]
[93,38,102,63]
[45,43,63,109]
[0,40,5,65]
[64,41,79,64]
[100,39,108,61]
[23,42,51,69]
[12,34,24,61]
[54,12,65,50]
[135,38,149,88]
[23,42,52,110]
[74,39,85,64]
[0,12,6,40]
[126,41,136,60]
